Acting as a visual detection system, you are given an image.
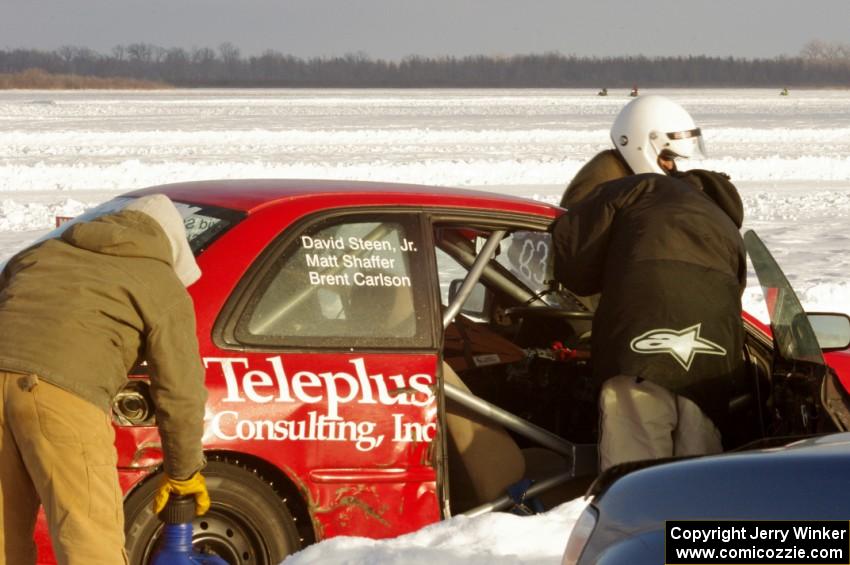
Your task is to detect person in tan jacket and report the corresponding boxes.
[0,194,209,564]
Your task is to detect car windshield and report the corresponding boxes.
[42,196,243,256]
[496,229,593,310]
[437,226,593,319]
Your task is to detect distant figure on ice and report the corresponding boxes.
[598,87,608,96]
[552,95,746,471]
[780,87,790,96]
[630,85,639,97]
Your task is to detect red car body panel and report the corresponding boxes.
[122,182,484,539]
[743,310,850,389]
[827,351,850,391]
[132,179,558,217]
[29,180,848,563]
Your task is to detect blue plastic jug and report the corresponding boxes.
[151,495,229,565]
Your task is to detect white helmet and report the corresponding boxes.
[610,95,706,175]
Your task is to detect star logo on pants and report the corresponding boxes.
[629,323,727,371]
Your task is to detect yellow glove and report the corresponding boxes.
[152,471,211,516]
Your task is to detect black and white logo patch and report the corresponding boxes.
[629,323,726,371]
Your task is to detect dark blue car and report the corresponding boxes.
[563,434,850,564]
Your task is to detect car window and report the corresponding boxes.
[497,231,554,301]
[236,214,431,348]
[436,226,584,312]
[499,229,594,310]
[38,196,242,256]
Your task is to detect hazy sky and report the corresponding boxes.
[3,0,849,59]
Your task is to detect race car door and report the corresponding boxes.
[214,210,441,539]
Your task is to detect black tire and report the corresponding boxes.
[124,461,302,565]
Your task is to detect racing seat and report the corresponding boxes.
[443,362,569,513]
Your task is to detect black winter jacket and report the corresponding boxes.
[551,171,746,425]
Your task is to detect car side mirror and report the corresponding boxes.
[448,278,489,319]
[807,312,850,352]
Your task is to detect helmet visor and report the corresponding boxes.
[666,127,702,140]
[665,127,707,159]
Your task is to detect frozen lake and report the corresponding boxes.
[2,88,849,563]
[1,88,849,320]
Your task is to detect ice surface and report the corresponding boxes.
[1,89,849,563]
[2,88,848,322]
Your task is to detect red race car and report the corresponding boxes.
[25,179,850,564]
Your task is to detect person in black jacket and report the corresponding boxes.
[552,95,746,470]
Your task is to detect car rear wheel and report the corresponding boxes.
[124,461,302,565]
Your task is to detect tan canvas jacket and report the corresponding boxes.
[0,210,206,478]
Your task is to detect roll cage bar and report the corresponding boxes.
[439,228,597,516]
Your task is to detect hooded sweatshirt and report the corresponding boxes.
[0,206,206,478]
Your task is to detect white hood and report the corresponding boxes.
[125,194,202,286]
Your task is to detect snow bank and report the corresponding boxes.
[282,498,588,565]
[2,156,850,193]
[5,126,850,150]
[3,90,850,192]
[0,198,87,231]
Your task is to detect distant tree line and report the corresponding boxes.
[1,41,849,88]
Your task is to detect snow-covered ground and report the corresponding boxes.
[282,498,589,565]
[2,88,849,563]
